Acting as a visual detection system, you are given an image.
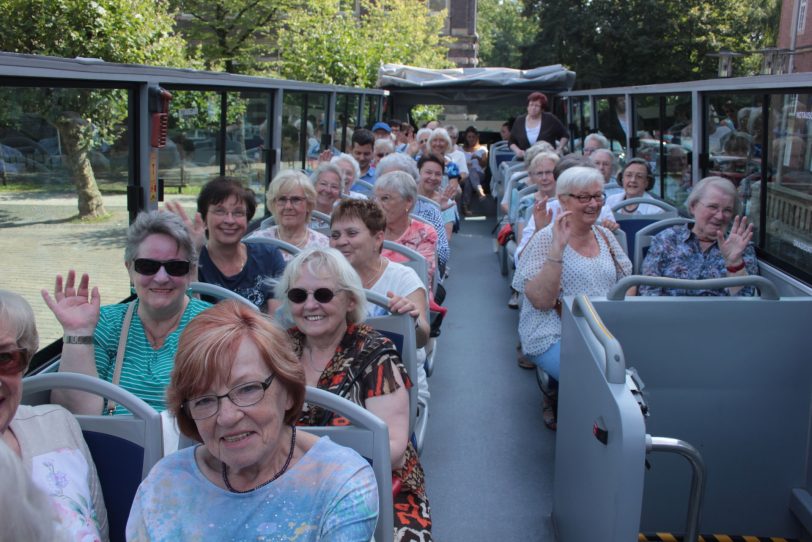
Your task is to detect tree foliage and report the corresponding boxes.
[0,0,190,217]
[273,0,453,87]
[477,0,536,68]
[523,0,781,88]
[170,0,300,74]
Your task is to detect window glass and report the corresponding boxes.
[596,96,628,157]
[569,97,591,154]
[306,93,328,171]
[0,86,131,345]
[362,95,380,129]
[663,95,693,208]
[336,94,359,152]
[282,91,305,170]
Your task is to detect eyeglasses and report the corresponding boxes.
[698,202,734,217]
[184,375,275,420]
[133,259,191,277]
[0,349,27,375]
[567,193,606,203]
[276,196,307,207]
[210,208,247,219]
[287,287,338,304]
[622,172,648,181]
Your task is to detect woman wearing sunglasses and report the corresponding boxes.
[245,169,329,261]
[127,300,378,540]
[513,167,631,430]
[277,247,433,542]
[42,210,210,415]
[0,289,108,540]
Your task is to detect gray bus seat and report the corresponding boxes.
[188,281,259,310]
[21,372,163,542]
[610,198,678,261]
[633,217,694,274]
[242,235,303,259]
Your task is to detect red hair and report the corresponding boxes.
[527,92,548,109]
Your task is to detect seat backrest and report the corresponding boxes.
[634,217,694,274]
[353,179,375,193]
[612,227,628,256]
[610,199,679,263]
[302,386,394,542]
[309,210,332,236]
[242,236,302,258]
[21,373,163,542]
[259,215,275,229]
[382,240,430,292]
[417,194,440,210]
[188,282,259,311]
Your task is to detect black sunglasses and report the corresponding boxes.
[286,287,338,304]
[0,349,28,376]
[133,258,191,277]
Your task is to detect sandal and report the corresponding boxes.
[542,389,558,431]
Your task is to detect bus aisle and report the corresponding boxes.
[420,212,557,541]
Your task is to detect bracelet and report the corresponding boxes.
[726,261,746,273]
[63,335,93,345]
[546,256,564,264]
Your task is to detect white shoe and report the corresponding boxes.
[508,291,519,309]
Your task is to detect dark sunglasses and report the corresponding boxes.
[286,287,338,304]
[0,349,28,375]
[133,258,191,277]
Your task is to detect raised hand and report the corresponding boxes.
[318,149,333,164]
[551,210,574,255]
[601,218,620,232]
[165,200,206,251]
[41,270,100,335]
[386,291,420,319]
[718,215,753,266]
[532,195,553,229]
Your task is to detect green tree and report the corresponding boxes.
[0,0,189,218]
[523,0,780,88]
[477,0,536,68]
[274,0,453,87]
[170,0,300,74]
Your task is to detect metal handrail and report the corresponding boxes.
[610,196,677,214]
[607,275,780,300]
[646,436,706,542]
[571,295,626,384]
[188,282,259,311]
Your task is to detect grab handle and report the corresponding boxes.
[607,275,780,300]
[571,295,626,384]
[646,436,706,542]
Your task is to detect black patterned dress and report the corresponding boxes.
[291,324,433,542]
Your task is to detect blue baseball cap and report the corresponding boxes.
[371,121,391,133]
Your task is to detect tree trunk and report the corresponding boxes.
[55,113,107,219]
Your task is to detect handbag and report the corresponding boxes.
[595,227,628,280]
[497,223,514,246]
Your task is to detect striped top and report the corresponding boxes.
[93,298,211,415]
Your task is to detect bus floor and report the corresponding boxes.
[420,214,557,541]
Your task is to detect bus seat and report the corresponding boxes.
[242,235,303,259]
[188,281,259,310]
[611,198,678,259]
[21,372,163,542]
[633,217,694,274]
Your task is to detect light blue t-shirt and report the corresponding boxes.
[126,436,378,541]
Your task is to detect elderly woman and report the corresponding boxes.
[513,167,631,429]
[605,158,663,215]
[373,137,395,167]
[589,148,622,193]
[1,290,108,540]
[126,300,378,540]
[581,133,609,157]
[310,162,344,221]
[640,176,756,296]
[406,127,432,159]
[42,210,210,415]
[418,153,458,240]
[428,127,468,189]
[167,177,286,313]
[510,92,569,158]
[246,169,330,260]
[516,151,560,246]
[330,153,367,200]
[375,171,439,290]
[462,126,489,203]
[277,247,432,541]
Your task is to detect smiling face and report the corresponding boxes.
[351,143,373,171]
[561,182,605,229]
[127,233,191,316]
[529,158,557,197]
[329,217,383,268]
[289,268,354,343]
[374,186,411,224]
[418,160,444,195]
[205,195,248,247]
[274,186,309,230]
[429,137,448,157]
[621,163,649,198]
[691,186,736,240]
[195,338,292,475]
[314,171,342,212]
[0,320,23,436]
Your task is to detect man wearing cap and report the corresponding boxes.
[372,121,392,140]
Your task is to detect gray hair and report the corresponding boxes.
[0,290,38,368]
[583,133,610,150]
[415,128,432,143]
[428,128,452,151]
[276,246,367,324]
[375,152,419,181]
[375,171,418,209]
[330,153,360,183]
[374,138,394,155]
[529,151,560,170]
[590,148,614,163]
[0,440,59,541]
[686,176,742,216]
[556,166,606,197]
[310,162,345,193]
[125,210,197,265]
[266,169,316,220]
[445,124,459,141]
[525,141,556,165]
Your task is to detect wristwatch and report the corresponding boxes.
[63,335,93,345]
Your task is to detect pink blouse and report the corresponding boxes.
[382,219,438,289]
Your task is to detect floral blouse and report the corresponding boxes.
[382,219,438,290]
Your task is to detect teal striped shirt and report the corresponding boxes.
[93,298,211,415]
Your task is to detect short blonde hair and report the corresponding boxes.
[266,169,317,220]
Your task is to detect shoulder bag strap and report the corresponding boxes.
[595,227,627,279]
[106,301,136,415]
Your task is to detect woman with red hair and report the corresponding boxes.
[509,92,569,158]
